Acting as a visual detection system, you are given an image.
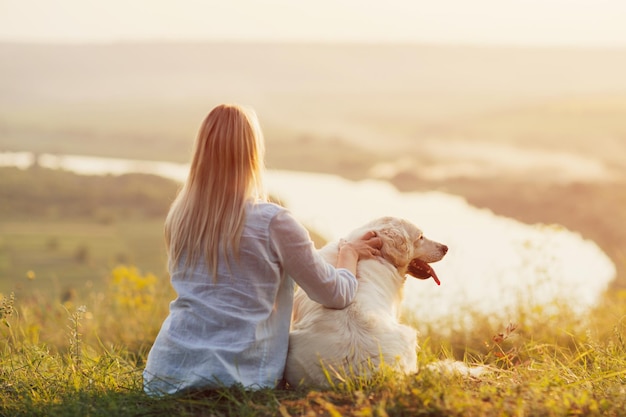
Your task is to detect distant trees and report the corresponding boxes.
[0,166,178,222]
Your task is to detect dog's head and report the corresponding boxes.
[358,217,448,285]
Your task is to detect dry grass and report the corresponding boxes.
[2,263,626,416]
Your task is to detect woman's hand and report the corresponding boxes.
[336,231,382,276]
[339,231,382,260]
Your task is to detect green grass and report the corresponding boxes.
[0,220,168,301]
[2,267,626,416]
[0,166,175,300]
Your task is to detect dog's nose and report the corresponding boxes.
[441,245,448,254]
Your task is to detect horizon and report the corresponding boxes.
[3,39,626,51]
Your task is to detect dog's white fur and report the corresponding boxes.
[285,217,448,387]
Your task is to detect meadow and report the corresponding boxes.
[1,166,626,416]
[2,250,626,416]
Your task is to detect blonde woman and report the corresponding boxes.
[143,104,381,395]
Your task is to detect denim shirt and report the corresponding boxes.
[143,202,357,395]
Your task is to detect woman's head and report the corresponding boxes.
[188,104,266,202]
[165,104,268,276]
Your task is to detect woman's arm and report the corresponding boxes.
[269,210,379,309]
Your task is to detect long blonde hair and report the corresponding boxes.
[165,104,268,277]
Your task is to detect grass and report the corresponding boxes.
[0,219,168,300]
[0,166,176,301]
[2,265,626,416]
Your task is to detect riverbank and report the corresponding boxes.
[0,153,617,323]
[4,150,625,290]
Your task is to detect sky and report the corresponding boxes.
[1,0,626,47]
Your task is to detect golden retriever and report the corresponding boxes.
[285,216,448,387]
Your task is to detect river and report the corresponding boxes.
[0,151,616,323]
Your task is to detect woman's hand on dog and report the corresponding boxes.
[336,231,382,276]
[341,231,382,260]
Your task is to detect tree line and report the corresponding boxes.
[0,166,179,222]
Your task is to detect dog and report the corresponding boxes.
[284,216,448,387]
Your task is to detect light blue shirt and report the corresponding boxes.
[143,202,357,395]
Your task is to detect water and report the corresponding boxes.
[1,152,616,322]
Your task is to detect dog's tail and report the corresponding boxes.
[424,359,489,378]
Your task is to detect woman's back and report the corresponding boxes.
[144,202,295,394]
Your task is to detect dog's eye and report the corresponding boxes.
[419,235,424,240]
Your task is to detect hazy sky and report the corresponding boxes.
[1,0,625,46]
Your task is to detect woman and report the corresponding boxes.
[143,104,381,395]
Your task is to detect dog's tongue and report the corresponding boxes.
[408,259,441,286]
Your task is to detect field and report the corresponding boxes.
[1,166,626,416]
[2,258,626,416]
[2,42,626,415]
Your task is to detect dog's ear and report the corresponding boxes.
[379,228,410,267]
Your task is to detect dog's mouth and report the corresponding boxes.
[407,258,441,285]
